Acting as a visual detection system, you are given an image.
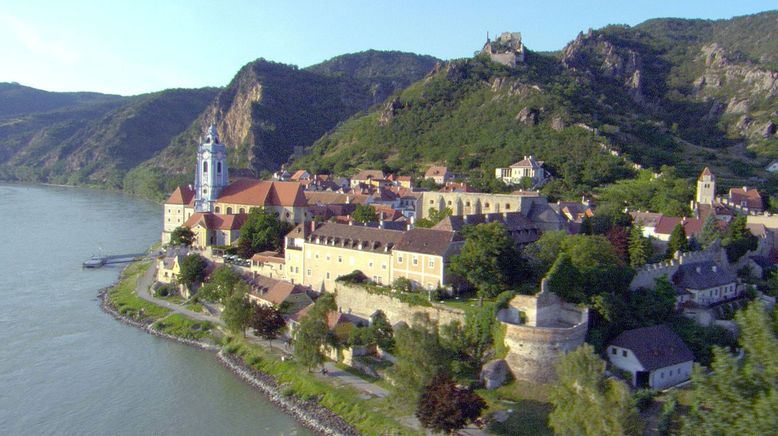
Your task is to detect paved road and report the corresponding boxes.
[135,261,390,399]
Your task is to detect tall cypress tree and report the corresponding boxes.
[666,223,689,258]
[628,224,651,267]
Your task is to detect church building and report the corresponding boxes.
[161,124,307,245]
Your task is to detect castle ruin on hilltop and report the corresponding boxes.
[482,31,525,67]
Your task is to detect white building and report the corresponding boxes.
[194,125,229,212]
[495,155,546,188]
[672,261,740,307]
[607,325,694,390]
[766,160,778,173]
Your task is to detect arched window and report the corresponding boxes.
[239,208,245,214]
[214,206,221,213]
[217,162,222,174]
[203,161,208,173]
[226,207,232,214]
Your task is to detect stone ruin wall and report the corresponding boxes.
[332,283,465,327]
[501,315,588,383]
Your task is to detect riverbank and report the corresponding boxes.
[98,261,367,436]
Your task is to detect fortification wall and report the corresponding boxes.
[333,284,465,327]
[502,321,588,383]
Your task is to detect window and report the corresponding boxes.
[505,203,510,210]
[226,207,232,214]
[428,258,434,267]
[215,207,220,213]
[382,263,386,270]
[368,261,373,269]
[203,161,208,173]
[412,256,418,265]
[286,212,290,218]
[167,209,171,213]
[611,348,617,355]
[239,208,245,214]
[622,350,627,357]
[326,255,330,261]
[315,253,319,259]
[326,272,330,279]
[217,161,222,174]
[338,256,342,263]
[398,255,403,264]
[306,269,311,276]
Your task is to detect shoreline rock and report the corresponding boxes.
[97,286,359,436]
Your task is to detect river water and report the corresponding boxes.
[0,184,310,435]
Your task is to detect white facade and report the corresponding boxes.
[194,125,229,212]
[687,282,740,306]
[607,345,693,390]
[696,168,716,205]
[495,156,546,188]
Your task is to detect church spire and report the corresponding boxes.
[205,124,219,144]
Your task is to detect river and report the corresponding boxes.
[0,183,311,435]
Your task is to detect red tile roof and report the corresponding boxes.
[352,170,385,181]
[698,167,715,181]
[165,185,195,205]
[654,216,704,237]
[729,187,763,210]
[184,212,248,230]
[217,180,306,207]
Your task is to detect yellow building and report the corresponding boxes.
[250,251,286,279]
[157,255,184,284]
[391,228,463,291]
[214,179,308,224]
[184,213,248,249]
[162,186,196,243]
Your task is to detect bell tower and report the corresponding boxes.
[696,167,715,205]
[194,124,229,212]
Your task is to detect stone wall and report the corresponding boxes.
[332,283,465,327]
[501,318,588,383]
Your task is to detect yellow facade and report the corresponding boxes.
[162,204,195,243]
[302,244,392,292]
[213,204,307,225]
[391,250,445,291]
[157,256,182,284]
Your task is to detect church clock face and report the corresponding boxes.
[216,152,225,160]
[202,151,210,159]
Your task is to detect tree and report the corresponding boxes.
[391,313,449,399]
[549,344,641,435]
[697,215,721,249]
[628,224,652,268]
[351,204,378,223]
[250,304,286,346]
[666,223,689,259]
[293,293,337,371]
[449,222,526,300]
[392,277,413,293]
[170,226,194,246]
[177,254,208,292]
[415,374,486,434]
[197,266,241,303]
[369,310,395,352]
[546,253,584,303]
[222,285,252,337]
[722,215,758,262]
[682,302,778,435]
[606,226,629,262]
[416,207,452,228]
[237,208,294,258]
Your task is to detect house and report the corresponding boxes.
[391,228,463,291]
[250,251,286,279]
[766,160,778,173]
[495,155,546,188]
[607,325,694,389]
[214,179,308,224]
[350,170,386,188]
[162,185,196,243]
[184,212,248,248]
[289,170,311,182]
[433,213,539,246]
[157,255,184,284]
[630,211,663,238]
[672,261,740,307]
[653,217,704,242]
[728,187,764,213]
[246,274,313,315]
[424,166,450,185]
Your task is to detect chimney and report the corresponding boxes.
[310,220,316,234]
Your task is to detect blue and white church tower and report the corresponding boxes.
[194,124,229,212]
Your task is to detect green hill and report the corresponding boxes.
[293,11,778,198]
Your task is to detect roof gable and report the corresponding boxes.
[165,185,195,205]
[610,325,693,371]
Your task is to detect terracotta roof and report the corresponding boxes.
[397,176,412,182]
[290,170,310,181]
[184,212,248,230]
[217,180,306,207]
[654,216,704,237]
[395,228,462,256]
[165,186,195,205]
[696,203,733,221]
[247,275,308,306]
[438,182,474,193]
[251,251,285,264]
[610,325,694,371]
[327,311,368,329]
[304,191,369,205]
[729,187,763,210]
[698,167,715,181]
[352,170,385,181]
[424,166,448,178]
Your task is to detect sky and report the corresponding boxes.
[1,0,775,96]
